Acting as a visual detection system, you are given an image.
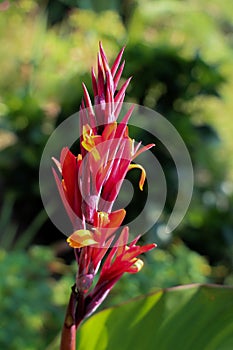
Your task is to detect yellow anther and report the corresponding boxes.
[98,211,110,227]
[81,124,101,161]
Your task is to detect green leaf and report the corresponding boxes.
[76,284,233,350]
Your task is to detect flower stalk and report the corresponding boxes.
[60,288,77,350]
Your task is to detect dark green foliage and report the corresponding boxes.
[75,285,233,350]
[0,247,63,350]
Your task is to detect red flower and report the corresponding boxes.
[53,42,156,328]
[85,227,155,316]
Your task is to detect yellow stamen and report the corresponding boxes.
[128,164,146,191]
[97,211,110,227]
[81,124,101,161]
[67,229,98,248]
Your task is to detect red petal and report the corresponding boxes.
[60,148,82,218]
[82,83,96,130]
[115,105,134,138]
[111,46,125,77]
[113,60,125,90]
[97,52,105,100]
[91,67,98,97]
[132,143,155,160]
[52,167,76,226]
[99,41,110,74]
[114,77,132,104]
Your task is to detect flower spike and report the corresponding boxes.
[53,43,156,345]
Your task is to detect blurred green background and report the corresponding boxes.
[0,0,233,349]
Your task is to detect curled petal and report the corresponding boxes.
[128,163,146,191]
[126,258,144,273]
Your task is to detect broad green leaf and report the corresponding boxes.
[76,284,233,350]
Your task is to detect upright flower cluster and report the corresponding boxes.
[53,43,156,327]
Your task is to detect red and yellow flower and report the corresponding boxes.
[52,42,156,326]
